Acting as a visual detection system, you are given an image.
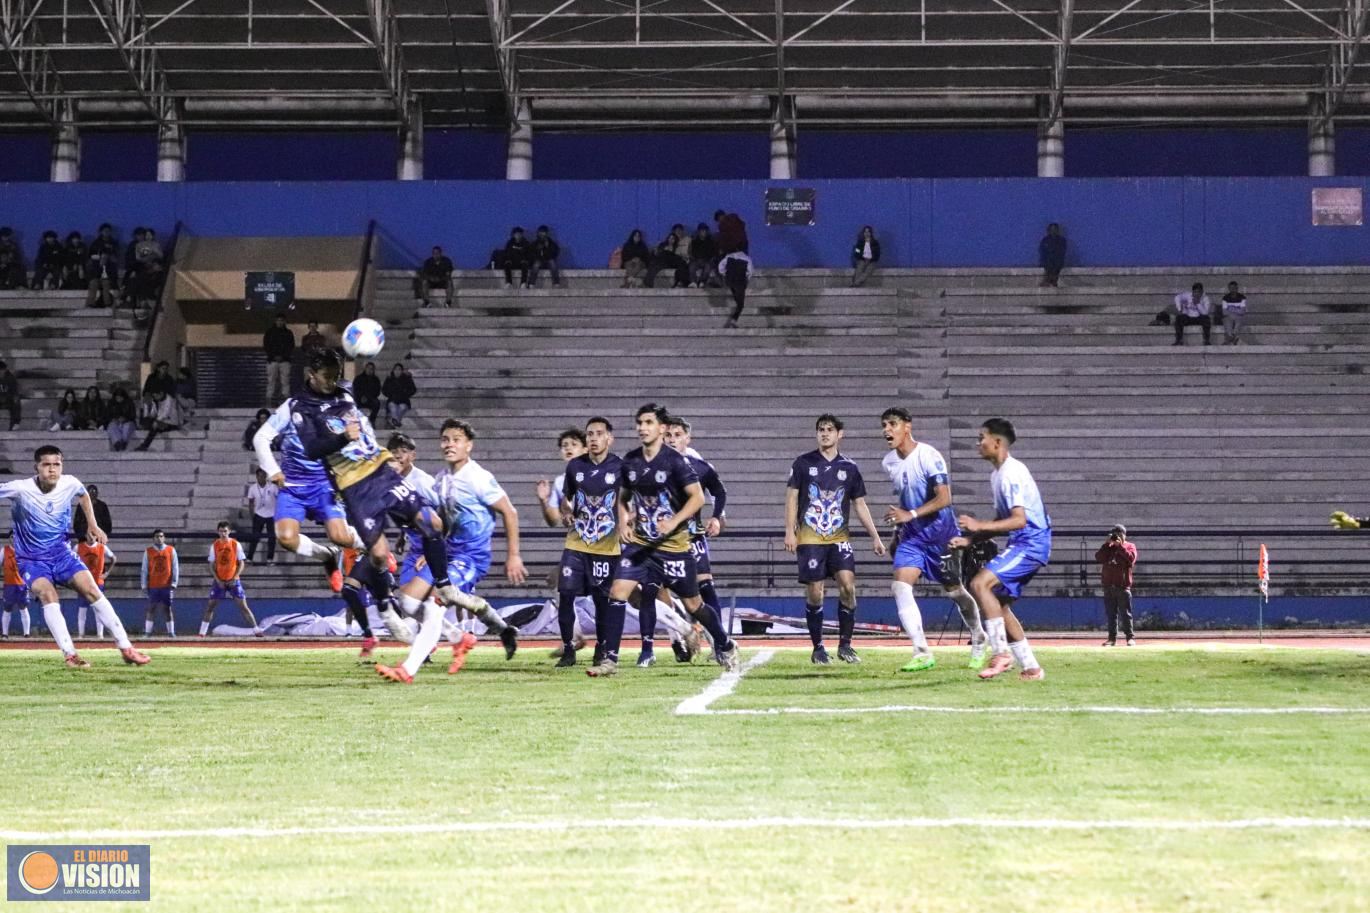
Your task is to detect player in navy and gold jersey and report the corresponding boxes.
[553,416,620,667]
[589,404,739,677]
[785,413,886,665]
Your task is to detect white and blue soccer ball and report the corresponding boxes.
[342,318,385,359]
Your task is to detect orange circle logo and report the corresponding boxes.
[19,851,59,894]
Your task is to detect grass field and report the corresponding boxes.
[3,642,1369,912]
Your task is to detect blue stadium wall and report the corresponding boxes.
[1,174,1369,269]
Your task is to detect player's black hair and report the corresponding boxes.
[815,413,844,431]
[441,418,476,440]
[387,432,416,452]
[714,209,725,220]
[880,406,913,424]
[537,224,550,233]
[151,528,164,537]
[981,417,1017,445]
[255,408,271,421]
[585,416,613,433]
[557,427,587,447]
[636,403,669,423]
[33,445,62,462]
[42,230,57,241]
[216,520,232,531]
[98,222,112,232]
[666,416,691,434]
[306,347,342,373]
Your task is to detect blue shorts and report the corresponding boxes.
[17,549,88,588]
[401,548,491,595]
[209,579,247,601]
[3,584,28,609]
[688,536,712,577]
[147,586,175,606]
[796,542,855,584]
[613,544,700,598]
[276,483,347,525]
[340,468,427,549]
[558,549,614,597]
[893,535,952,586]
[984,542,1051,601]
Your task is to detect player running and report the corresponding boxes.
[785,413,886,665]
[74,539,116,638]
[0,445,149,668]
[951,417,1050,681]
[200,521,263,636]
[880,407,988,673]
[553,416,621,667]
[1,542,32,638]
[141,530,179,636]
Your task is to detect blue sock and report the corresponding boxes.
[805,603,824,648]
[691,601,732,652]
[638,583,659,650]
[341,583,373,637]
[838,605,856,646]
[557,591,576,648]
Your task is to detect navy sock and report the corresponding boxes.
[605,599,629,663]
[838,605,856,646]
[698,579,722,614]
[341,583,373,637]
[590,591,610,658]
[691,601,732,652]
[420,534,450,589]
[638,583,659,649]
[557,591,576,648]
[805,603,824,648]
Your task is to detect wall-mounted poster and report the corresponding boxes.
[1311,188,1363,226]
[244,271,296,310]
[765,187,816,226]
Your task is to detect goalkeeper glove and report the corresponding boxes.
[1330,510,1363,530]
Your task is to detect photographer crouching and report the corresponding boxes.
[1096,524,1137,647]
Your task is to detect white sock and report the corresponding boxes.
[199,621,210,636]
[77,605,88,636]
[348,528,366,551]
[1009,638,1039,671]
[144,618,153,634]
[1,610,9,636]
[380,596,419,645]
[42,603,75,656]
[401,601,446,676]
[892,581,928,652]
[946,586,986,644]
[91,597,132,650]
[657,602,691,639]
[438,585,504,632]
[19,608,29,635]
[97,622,105,639]
[294,534,335,563]
[166,618,175,636]
[985,617,1008,653]
[441,614,463,645]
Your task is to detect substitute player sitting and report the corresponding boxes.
[0,445,149,668]
[199,521,263,636]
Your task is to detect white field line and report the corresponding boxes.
[706,704,1370,717]
[673,648,775,716]
[3,816,1370,842]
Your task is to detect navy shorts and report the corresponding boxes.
[146,586,174,606]
[796,542,855,584]
[3,584,28,608]
[341,468,426,548]
[613,543,700,598]
[559,549,614,597]
[688,536,712,577]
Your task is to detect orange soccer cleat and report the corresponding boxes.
[447,632,479,675]
[65,652,92,670]
[358,635,378,660]
[375,663,413,684]
[120,646,151,666]
[977,652,1014,680]
[1020,667,1046,682]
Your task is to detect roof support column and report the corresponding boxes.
[769,96,795,179]
[398,101,423,180]
[157,101,185,182]
[507,99,532,180]
[1308,94,1336,177]
[50,102,79,182]
[1036,96,1064,177]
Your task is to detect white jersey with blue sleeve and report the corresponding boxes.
[401,465,441,553]
[0,476,86,560]
[881,442,958,545]
[433,459,506,554]
[990,456,1052,552]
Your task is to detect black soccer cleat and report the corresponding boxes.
[500,625,519,660]
[811,645,831,665]
[555,647,577,668]
[837,644,862,664]
[671,639,692,663]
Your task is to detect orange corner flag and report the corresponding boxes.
[1257,544,1269,598]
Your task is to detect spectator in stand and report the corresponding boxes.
[86,224,120,308]
[688,223,718,288]
[382,362,416,429]
[620,229,651,288]
[0,227,18,261]
[0,360,20,430]
[1170,282,1212,346]
[51,388,80,431]
[721,250,753,329]
[502,227,531,289]
[242,408,272,452]
[263,314,296,403]
[77,385,107,431]
[0,248,25,290]
[130,228,164,311]
[175,367,197,428]
[134,388,182,451]
[1038,222,1067,288]
[352,361,382,424]
[646,224,690,289]
[301,320,326,353]
[1221,281,1248,345]
[528,225,561,288]
[243,468,279,564]
[142,361,177,401]
[106,387,137,451]
[61,232,88,290]
[73,484,114,541]
[414,245,454,307]
[851,225,881,288]
[120,227,144,307]
[714,208,749,255]
[32,231,63,290]
[1096,524,1137,647]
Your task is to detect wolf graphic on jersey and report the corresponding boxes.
[634,491,675,542]
[804,483,847,539]
[573,490,617,546]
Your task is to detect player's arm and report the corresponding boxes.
[76,492,107,545]
[959,505,1026,537]
[105,549,117,572]
[170,548,180,588]
[253,405,289,483]
[296,405,353,460]
[784,487,799,553]
[489,495,527,584]
[884,480,951,526]
[852,497,887,557]
[617,482,636,545]
[234,543,246,581]
[140,552,149,591]
[659,482,706,539]
[536,480,560,527]
[702,468,726,536]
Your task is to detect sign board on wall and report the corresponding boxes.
[244,271,296,310]
[1311,188,1363,226]
[764,187,816,226]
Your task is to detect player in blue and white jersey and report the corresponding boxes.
[0,445,149,668]
[380,419,526,682]
[880,407,988,673]
[952,417,1050,681]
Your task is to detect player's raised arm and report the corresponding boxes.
[535,479,561,527]
[490,494,526,584]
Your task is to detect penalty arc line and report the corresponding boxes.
[673,648,775,716]
[3,817,1370,842]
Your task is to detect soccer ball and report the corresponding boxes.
[342,318,385,359]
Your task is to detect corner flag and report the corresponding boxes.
[1257,544,1269,599]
